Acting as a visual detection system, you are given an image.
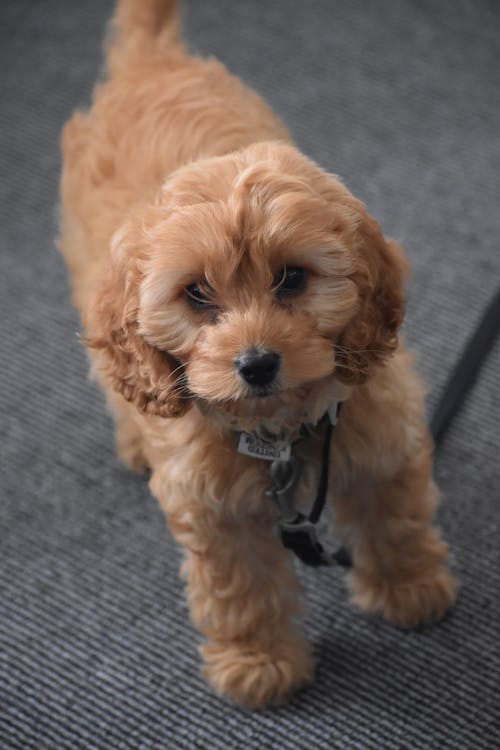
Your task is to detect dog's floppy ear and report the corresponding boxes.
[86,223,189,418]
[335,212,408,384]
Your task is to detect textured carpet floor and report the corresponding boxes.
[1,1,499,748]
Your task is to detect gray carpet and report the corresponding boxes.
[1,1,499,748]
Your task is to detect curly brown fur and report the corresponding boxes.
[59,0,457,708]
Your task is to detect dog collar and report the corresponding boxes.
[237,401,352,568]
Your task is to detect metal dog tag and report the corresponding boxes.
[237,432,291,462]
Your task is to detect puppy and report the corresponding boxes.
[60,0,457,707]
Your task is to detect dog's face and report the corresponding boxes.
[88,143,406,421]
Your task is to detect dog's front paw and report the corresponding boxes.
[201,634,314,708]
[351,566,458,628]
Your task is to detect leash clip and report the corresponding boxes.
[279,513,333,566]
[279,513,351,567]
[266,456,301,521]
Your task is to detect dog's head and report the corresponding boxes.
[87,142,406,421]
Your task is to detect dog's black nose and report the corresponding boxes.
[236,349,281,388]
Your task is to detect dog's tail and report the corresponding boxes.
[106,0,182,76]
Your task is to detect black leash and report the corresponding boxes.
[431,286,500,446]
[309,416,334,524]
[278,405,351,567]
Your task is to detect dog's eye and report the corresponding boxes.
[184,282,213,309]
[273,266,308,297]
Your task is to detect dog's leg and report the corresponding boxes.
[335,445,457,628]
[153,473,313,707]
